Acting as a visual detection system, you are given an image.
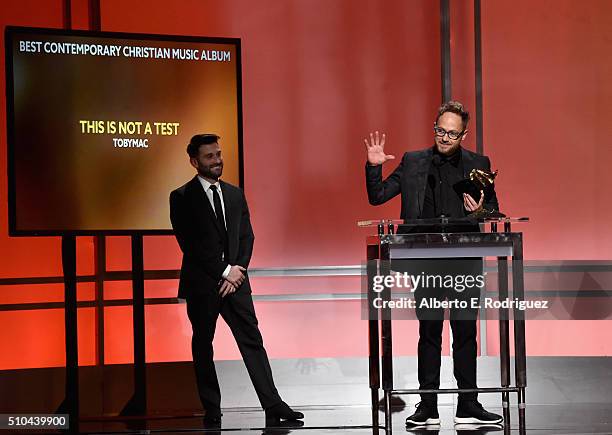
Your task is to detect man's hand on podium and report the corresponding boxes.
[364,130,395,166]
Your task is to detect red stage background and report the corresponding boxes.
[1,0,611,369]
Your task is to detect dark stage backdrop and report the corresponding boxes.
[0,0,611,371]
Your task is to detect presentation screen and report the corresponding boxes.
[5,27,243,235]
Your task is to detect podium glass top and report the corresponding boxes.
[358,217,529,228]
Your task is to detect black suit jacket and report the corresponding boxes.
[365,147,499,219]
[170,176,254,299]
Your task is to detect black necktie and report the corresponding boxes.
[210,185,229,259]
[209,185,225,230]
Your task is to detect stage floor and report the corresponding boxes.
[77,403,612,434]
[2,356,612,434]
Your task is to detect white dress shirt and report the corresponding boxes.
[197,175,231,278]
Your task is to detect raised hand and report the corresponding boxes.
[364,130,395,166]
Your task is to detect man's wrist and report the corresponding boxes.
[222,265,231,279]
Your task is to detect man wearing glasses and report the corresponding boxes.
[364,101,503,428]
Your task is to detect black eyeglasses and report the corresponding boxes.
[433,125,464,140]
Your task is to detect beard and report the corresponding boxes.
[200,163,223,180]
[435,139,460,155]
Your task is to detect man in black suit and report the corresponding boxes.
[170,134,303,427]
[364,102,503,428]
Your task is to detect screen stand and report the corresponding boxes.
[94,236,105,366]
[120,234,147,416]
[56,235,79,434]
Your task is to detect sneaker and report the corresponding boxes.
[454,401,503,424]
[405,401,440,427]
[455,423,503,433]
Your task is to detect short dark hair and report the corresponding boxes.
[436,101,469,129]
[186,134,220,157]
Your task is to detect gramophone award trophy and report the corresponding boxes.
[453,169,505,217]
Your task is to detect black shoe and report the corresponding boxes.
[454,401,503,425]
[263,419,305,433]
[405,401,440,427]
[203,409,222,428]
[265,402,304,424]
[378,395,407,411]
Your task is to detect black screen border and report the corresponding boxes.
[5,26,244,236]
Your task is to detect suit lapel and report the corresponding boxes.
[415,147,433,215]
[219,181,233,235]
[461,148,476,178]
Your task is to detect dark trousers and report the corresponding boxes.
[412,259,481,405]
[186,285,281,412]
[416,316,478,405]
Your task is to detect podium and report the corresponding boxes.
[362,217,528,433]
